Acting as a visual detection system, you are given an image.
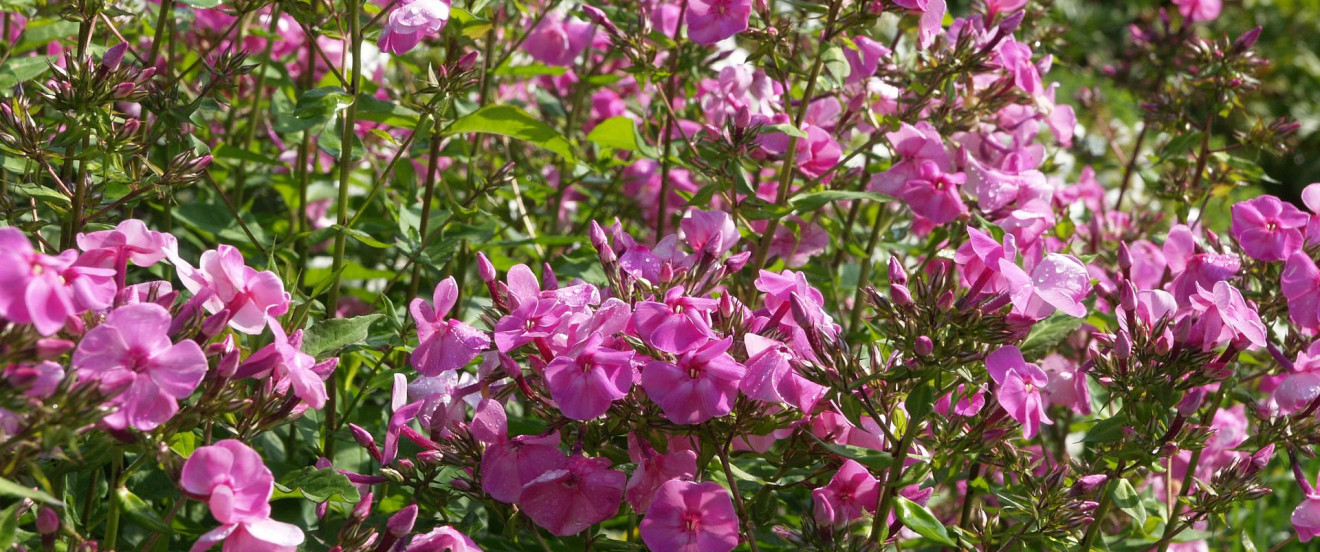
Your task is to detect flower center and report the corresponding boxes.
[682,511,701,533]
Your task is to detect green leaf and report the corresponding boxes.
[586,116,655,157]
[760,123,808,139]
[116,487,173,534]
[893,496,956,546]
[0,503,18,551]
[0,56,54,89]
[1084,412,1126,443]
[300,314,384,359]
[809,434,894,472]
[443,105,575,163]
[0,476,62,506]
[272,467,360,503]
[789,190,890,212]
[356,94,422,128]
[820,44,851,86]
[1020,312,1085,358]
[1111,478,1146,530]
[905,381,936,423]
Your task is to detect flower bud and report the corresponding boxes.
[1070,474,1108,496]
[35,338,75,359]
[541,263,558,290]
[1119,281,1137,313]
[388,504,419,537]
[1117,242,1132,272]
[111,82,137,98]
[579,5,620,36]
[1241,444,1273,479]
[734,106,752,128]
[200,309,231,340]
[914,335,934,357]
[455,51,480,72]
[352,492,374,521]
[1233,26,1262,53]
[476,252,496,284]
[890,283,913,306]
[36,507,59,535]
[588,221,609,252]
[719,293,736,319]
[724,251,751,273]
[417,450,445,465]
[349,424,384,463]
[937,290,956,311]
[1114,330,1132,359]
[1178,388,1207,417]
[888,256,907,285]
[102,43,128,72]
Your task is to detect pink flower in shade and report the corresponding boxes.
[812,459,879,526]
[843,35,891,85]
[999,253,1092,319]
[985,346,1052,439]
[1231,195,1308,262]
[403,526,483,551]
[640,480,740,552]
[917,0,946,49]
[1295,495,1320,543]
[234,321,333,409]
[377,0,451,54]
[755,269,840,343]
[681,210,739,258]
[522,13,594,67]
[899,160,968,224]
[1172,0,1222,22]
[1164,224,1241,306]
[180,440,275,525]
[0,228,115,335]
[189,518,305,552]
[473,399,570,503]
[993,39,1042,96]
[1187,281,1267,352]
[543,332,636,420]
[632,287,720,354]
[520,455,626,536]
[76,219,178,272]
[871,123,950,195]
[410,277,490,375]
[1283,252,1320,332]
[73,303,207,431]
[626,433,698,512]
[1302,183,1320,245]
[954,227,1018,296]
[177,245,291,335]
[1127,239,1168,291]
[641,338,746,425]
[686,0,751,46]
[1038,354,1091,415]
[740,334,826,412]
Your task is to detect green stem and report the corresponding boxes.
[103,452,124,551]
[1078,461,1127,551]
[409,118,445,300]
[870,412,923,544]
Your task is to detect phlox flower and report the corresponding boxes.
[985,346,1052,439]
[954,227,1018,296]
[812,459,879,526]
[177,245,291,335]
[641,337,745,424]
[632,287,719,354]
[0,227,116,335]
[411,277,490,374]
[519,455,625,536]
[181,440,275,524]
[1164,224,1240,306]
[1173,0,1221,22]
[521,12,594,66]
[543,332,636,420]
[77,219,178,285]
[1231,195,1308,262]
[739,334,826,412]
[73,303,207,431]
[626,433,698,512]
[403,526,483,551]
[377,0,451,54]
[473,399,570,503]
[686,0,751,46]
[235,321,333,409]
[1187,281,1267,352]
[640,480,740,552]
[680,209,739,258]
[189,518,305,552]
[1282,252,1320,332]
[1000,253,1092,319]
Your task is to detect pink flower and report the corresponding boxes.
[1295,495,1320,543]
[520,456,626,536]
[632,287,719,354]
[642,338,745,424]
[411,277,490,375]
[377,0,451,54]
[844,35,890,85]
[681,209,739,258]
[1172,0,1221,22]
[954,227,1018,296]
[1283,252,1320,331]
[900,160,968,224]
[640,480,740,552]
[1164,224,1240,306]
[985,346,1052,439]
[740,334,825,412]
[77,218,178,271]
[177,245,291,335]
[522,13,594,66]
[626,433,698,512]
[180,440,275,524]
[986,0,1028,16]
[0,228,115,335]
[235,321,333,409]
[73,303,207,431]
[189,518,305,552]
[812,459,879,526]
[404,526,483,551]
[686,0,751,46]
[1187,281,1267,352]
[1000,253,1091,319]
[1231,195,1308,262]
[1039,354,1091,415]
[475,399,570,503]
[543,333,636,420]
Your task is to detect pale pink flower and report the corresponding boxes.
[0,228,115,335]
[1283,252,1320,332]
[813,459,879,526]
[1296,495,1320,543]
[235,321,332,409]
[1231,195,1308,262]
[520,455,626,535]
[474,399,570,503]
[640,480,740,552]
[76,218,178,273]
[404,526,483,551]
[641,338,745,425]
[411,277,490,375]
[740,334,825,412]
[626,433,698,512]
[1000,253,1091,319]
[985,346,1052,439]
[180,440,275,524]
[1172,0,1222,22]
[177,245,291,334]
[543,333,636,420]
[686,0,751,46]
[73,303,207,431]
[1187,281,1267,352]
[522,12,594,66]
[681,209,739,258]
[378,0,451,54]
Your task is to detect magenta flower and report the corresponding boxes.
[190,518,305,552]
[641,338,745,425]
[404,526,483,552]
[740,334,826,412]
[377,0,451,54]
[178,245,291,335]
[180,440,275,524]
[1231,195,1308,262]
[1172,0,1222,22]
[77,219,178,278]
[73,303,207,431]
[520,455,626,536]
[1283,252,1320,332]
[1296,495,1320,543]
[686,0,751,46]
[1164,224,1240,306]
[985,346,1052,439]
[1187,281,1267,352]
[632,287,719,354]
[474,399,570,503]
[411,277,490,375]
[626,433,699,512]
[844,34,890,85]
[900,160,968,224]
[1000,253,1091,319]
[235,321,332,409]
[0,228,115,335]
[640,480,740,552]
[522,13,594,67]
[813,459,879,526]
[681,209,739,258]
[954,227,1018,296]
[543,332,636,420]
[1039,354,1091,415]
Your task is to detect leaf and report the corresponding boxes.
[0,503,17,551]
[272,467,361,503]
[893,496,956,546]
[116,487,173,534]
[1111,478,1146,530]
[789,190,890,212]
[300,314,384,359]
[1020,312,1085,358]
[585,116,655,157]
[355,94,422,128]
[1084,412,1126,443]
[0,56,54,89]
[820,44,851,86]
[443,105,575,163]
[759,122,808,139]
[905,381,936,423]
[809,434,894,472]
[274,86,353,133]
[0,476,62,506]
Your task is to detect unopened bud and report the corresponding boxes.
[891,283,913,306]
[475,252,496,284]
[1178,388,1207,417]
[1117,242,1132,272]
[719,293,736,318]
[349,424,383,463]
[111,82,136,98]
[352,492,374,520]
[1119,281,1137,312]
[36,507,59,535]
[1114,330,1132,359]
[541,263,558,290]
[102,43,128,72]
[200,309,231,340]
[888,256,907,285]
[588,221,609,251]
[937,290,956,311]
[388,504,419,537]
[723,251,751,273]
[1242,444,1274,479]
[1233,26,1262,53]
[1071,474,1108,496]
[455,51,480,72]
[914,335,934,357]
[734,106,752,128]
[35,338,75,359]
